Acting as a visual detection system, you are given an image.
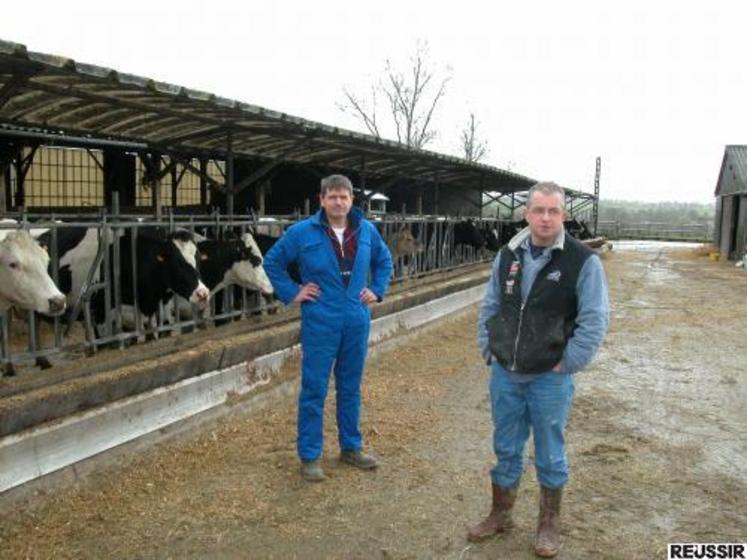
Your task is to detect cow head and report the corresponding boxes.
[483,224,501,252]
[498,220,528,246]
[161,232,210,309]
[169,230,200,268]
[0,230,66,316]
[388,226,424,260]
[229,233,274,295]
[564,218,593,240]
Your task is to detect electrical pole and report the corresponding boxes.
[593,156,601,236]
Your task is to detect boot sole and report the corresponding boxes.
[466,525,510,543]
[534,542,562,558]
[467,532,497,543]
[302,475,326,482]
[339,458,378,470]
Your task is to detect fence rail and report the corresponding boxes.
[596,221,714,242]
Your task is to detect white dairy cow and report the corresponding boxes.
[0,229,66,316]
[0,218,54,239]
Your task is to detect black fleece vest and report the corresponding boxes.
[487,235,593,373]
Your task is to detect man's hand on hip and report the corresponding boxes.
[293,283,321,303]
[359,288,378,305]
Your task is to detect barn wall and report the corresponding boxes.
[719,196,747,259]
[0,167,7,211]
[736,195,747,259]
[437,185,481,217]
[265,166,322,215]
[718,153,737,196]
[133,157,220,209]
[386,183,424,215]
[382,183,481,217]
[717,150,747,197]
[104,149,136,208]
[0,140,511,218]
[2,143,228,212]
[21,146,104,207]
[719,195,736,259]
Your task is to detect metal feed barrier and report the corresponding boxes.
[0,211,503,374]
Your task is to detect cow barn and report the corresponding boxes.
[0,39,599,495]
[714,145,747,261]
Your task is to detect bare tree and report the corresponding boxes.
[341,83,382,139]
[460,113,489,163]
[339,42,450,149]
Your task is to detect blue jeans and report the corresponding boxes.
[489,363,575,489]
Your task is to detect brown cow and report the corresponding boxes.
[388,226,424,278]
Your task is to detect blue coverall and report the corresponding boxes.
[263,207,393,461]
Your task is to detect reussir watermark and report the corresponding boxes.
[668,543,746,559]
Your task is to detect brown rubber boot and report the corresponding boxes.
[534,486,563,557]
[466,484,517,542]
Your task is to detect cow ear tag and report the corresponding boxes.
[156,254,165,262]
[200,254,208,261]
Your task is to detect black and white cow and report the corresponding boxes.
[493,218,594,245]
[92,229,209,332]
[36,226,208,332]
[481,223,502,252]
[36,226,112,310]
[497,220,527,246]
[454,219,487,250]
[197,233,273,296]
[171,232,274,322]
[564,218,594,240]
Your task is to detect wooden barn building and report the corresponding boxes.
[714,145,747,260]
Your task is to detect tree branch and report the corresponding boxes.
[338,41,450,149]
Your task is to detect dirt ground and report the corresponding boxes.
[0,243,745,559]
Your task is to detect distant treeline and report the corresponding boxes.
[482,197,716,224]
[598,199,715,225]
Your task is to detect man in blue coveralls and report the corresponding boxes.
[264,174,393,482]
[470,182,609,557]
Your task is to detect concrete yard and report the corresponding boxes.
[0,244,745,559]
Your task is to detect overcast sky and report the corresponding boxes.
[5,1,745,203]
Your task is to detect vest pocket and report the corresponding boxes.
[486,313,513,364]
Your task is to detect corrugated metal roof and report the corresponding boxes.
[0,39,549,196]
[716,146,747,197]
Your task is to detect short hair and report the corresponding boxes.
[320,174,353,196]
[526,181,566,208]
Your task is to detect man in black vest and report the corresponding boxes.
[469,182,609,557]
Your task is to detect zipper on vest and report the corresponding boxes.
[511,302,526,371]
